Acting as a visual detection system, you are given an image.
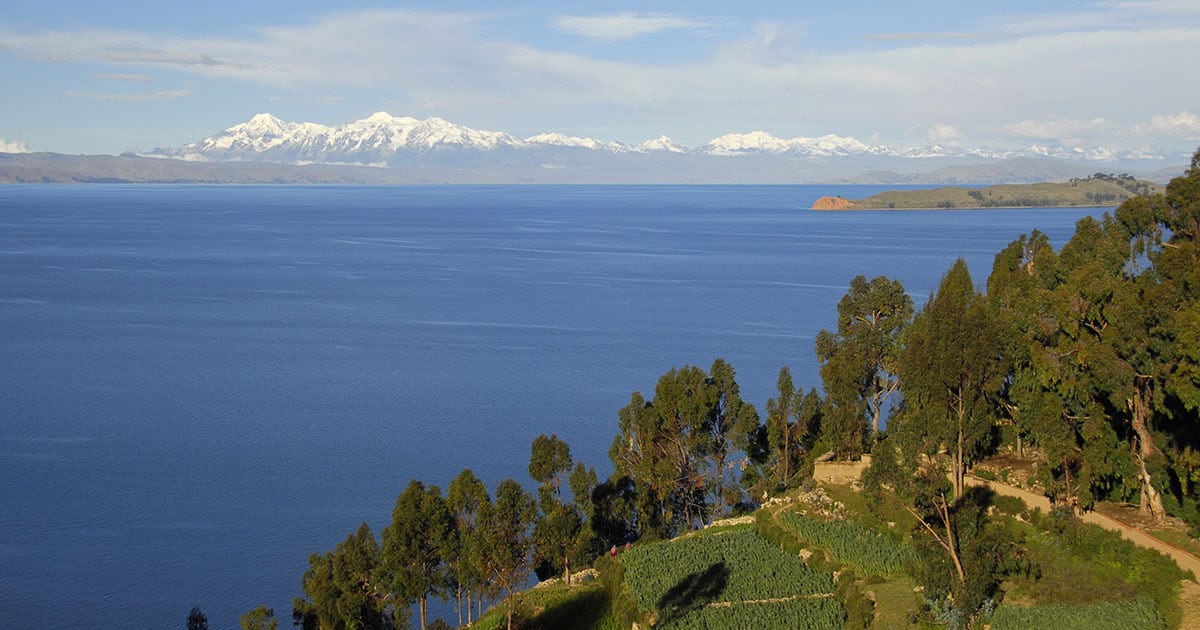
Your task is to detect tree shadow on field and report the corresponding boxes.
[527,589,612,630]
[656,561,730,625]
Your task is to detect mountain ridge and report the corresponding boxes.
[0,151,1187,186]
[144,111,1191,167]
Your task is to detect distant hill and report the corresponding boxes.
[813,173,1161,210]
[838,156,1183,185]
[0,150,1187,186]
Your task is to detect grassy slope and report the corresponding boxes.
[471,482,1185,629]
[850,178,1158,209]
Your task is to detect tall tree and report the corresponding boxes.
[986,229,1124,509]
[609,390,668,539]
[187,607,208,630]
[816,275,913,445]
[765,366,802,487]
[651,365,718,529]
[528,434,573,510]
[381,481,455,630]
[239,605,278,630]
[293,523,386,630]
[608,365,722,538]
[898,259,1005,498]
[707,358,760,516]
[446,469,490,627]
[529,434,595,585]
[479,479,538,630]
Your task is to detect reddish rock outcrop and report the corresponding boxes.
[811,195,859,210]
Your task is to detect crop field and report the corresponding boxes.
[620,526,842,628]
[990,596,1166,630]
[778,511,912,578]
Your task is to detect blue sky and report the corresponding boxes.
[1,1,1198,155]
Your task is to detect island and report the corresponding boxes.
[813,172,1160,209]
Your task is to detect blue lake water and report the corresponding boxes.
[0,185,1103,628]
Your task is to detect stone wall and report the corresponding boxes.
[813,455,871,484]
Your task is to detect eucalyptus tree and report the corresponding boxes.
[446,469,490,626]
[609,365,721,538]
[293,523,387,630]
[380,480,455,630]
[528,434,572,509]
[528,434,595,585]
[239,606,278,630]
[651,365,719,529]
[898,259,1005,498]
[187,607,208,630]
[706,358,760,516]
[764,366,800,487]
[479,479,538,630]
[765,367,821,486]
[984,230,1120,508]
[816,275,913,449]
[609,390,671,539]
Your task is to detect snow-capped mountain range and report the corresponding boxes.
[146,112,1182,167]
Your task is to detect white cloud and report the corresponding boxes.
[97,73,153,83]
[553,12,708,40]
[67,89,192,101]
[0,138,29,153]
[0,8,1196,149]
[1135,111,1200,137]
[926,123,962,143]
[1000,117,1117,140]
[268,95,345,104]
[1098,1,1200,16]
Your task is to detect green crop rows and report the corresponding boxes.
[658,597,845,630]
[621,526,836,620]
[777,512,912,578]
[990,597,1165,630]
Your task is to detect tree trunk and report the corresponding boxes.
[939,496,966,585]
[419,595,427,630]
[564,553,571,587]
[715,448,727,518]
[466,591,473,625]
[506,588,515,630]
[782,422,791,483]
[1130,388,1166,521]
[954,423,965,499]
[456,584,463,628]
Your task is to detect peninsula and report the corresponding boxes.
[812,173,1160,210]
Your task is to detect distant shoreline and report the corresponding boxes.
[810,175,1160,211]
[811,203,1118,212]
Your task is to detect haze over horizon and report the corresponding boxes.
[1,1,1198,157]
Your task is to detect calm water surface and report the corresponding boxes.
[0,185,1102,628]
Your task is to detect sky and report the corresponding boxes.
[1,0,1198,156]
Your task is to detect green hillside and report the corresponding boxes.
[471,481,1184,630]
[830,173,1160,209]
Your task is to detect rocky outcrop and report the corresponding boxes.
[811,195,860,210]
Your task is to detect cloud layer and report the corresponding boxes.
[553,12,709,40]
[0,138,29,153]
[0,5,1197,151]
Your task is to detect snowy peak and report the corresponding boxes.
[525,132,629,152]
[146,112,1187,167]
[700,131,875,157]
[636,136,688,153]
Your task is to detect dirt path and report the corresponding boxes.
[966,475,1200,627]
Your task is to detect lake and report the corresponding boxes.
[0,185,1102,628]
